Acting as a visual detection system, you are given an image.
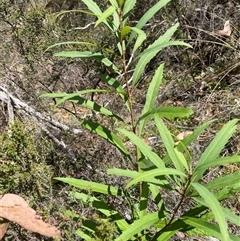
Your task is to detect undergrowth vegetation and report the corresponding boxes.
[0,0,240,240]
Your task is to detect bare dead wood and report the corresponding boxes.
[0,86,83,135]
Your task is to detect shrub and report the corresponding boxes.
[42,0,240,240]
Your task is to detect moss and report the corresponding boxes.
[0,119,53,198]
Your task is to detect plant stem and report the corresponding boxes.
[150,176,192,241]
[118,7,135,135]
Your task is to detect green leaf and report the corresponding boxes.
[51,92,124,122]
[154,115,185,174]
[108,168,139,178]
[81,120,130,158]
[222,207,240,227]
[121,26,132,39]
[127,0,171,44]
[45,41,96,52]
[137,106,193,124]
[71,192,129,231]
[132,23,179,86]
[100,74,131,111]
[195,156,240,174]
[193,119,238,182]
[75,229,92,240]
[53,51,119,72]
[139,63,164,134]
[122,0,136,25]
[139,182,149,217]
[182,217,239,241]
[54,177,123,196]
[135,41,191,60]
[173,147,189,172]
[118,0,125,8]
[205,170,240,191]
[95,6,115,27]
[81,0,102,16]
[109,0,118,8]
[126,168,186,189]
[115,212,160,241]
[191,183,230,241]
[117,128,165,168]
[131,27,147,53]
[163,119,215,165]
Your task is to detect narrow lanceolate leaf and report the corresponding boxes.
[122,0,136,25]
[71,192,129,231]
[205,170,240,191]
[154,115,185,174]
[75,230,92,240]
[95,6,115,28]
[81,0,115,31]
[132,23,180,86]
[100,74,130,111]
[47,90,123,121]
[126,168,186,189]
[131,27,146,53]
[135,41,191,60]
[45,41,96,52]
[108,168,168,186]
[139,63,164,134]
[196,156,240,172]
[193,119,238,182]
[182,217,239,241]
[108,168,139,178]
[108,0,118,8]
[81,0,102,15]
[137,106,193,124]
[54,177,123,196]
[127,0,171,44]
[54,51,119,72]
[115,212,159,241]
[117,128,165,168]
[81,120,130,158]
[163,119,215,165]
[191,183,230,241]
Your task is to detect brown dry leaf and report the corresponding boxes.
[216,20,232,36]
[176,131,193,140]
[0,218,9,240]
[0,193,61,239]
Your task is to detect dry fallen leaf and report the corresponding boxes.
[216,20,232,36]
[177,131,193,140]
[0,193,61,239]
